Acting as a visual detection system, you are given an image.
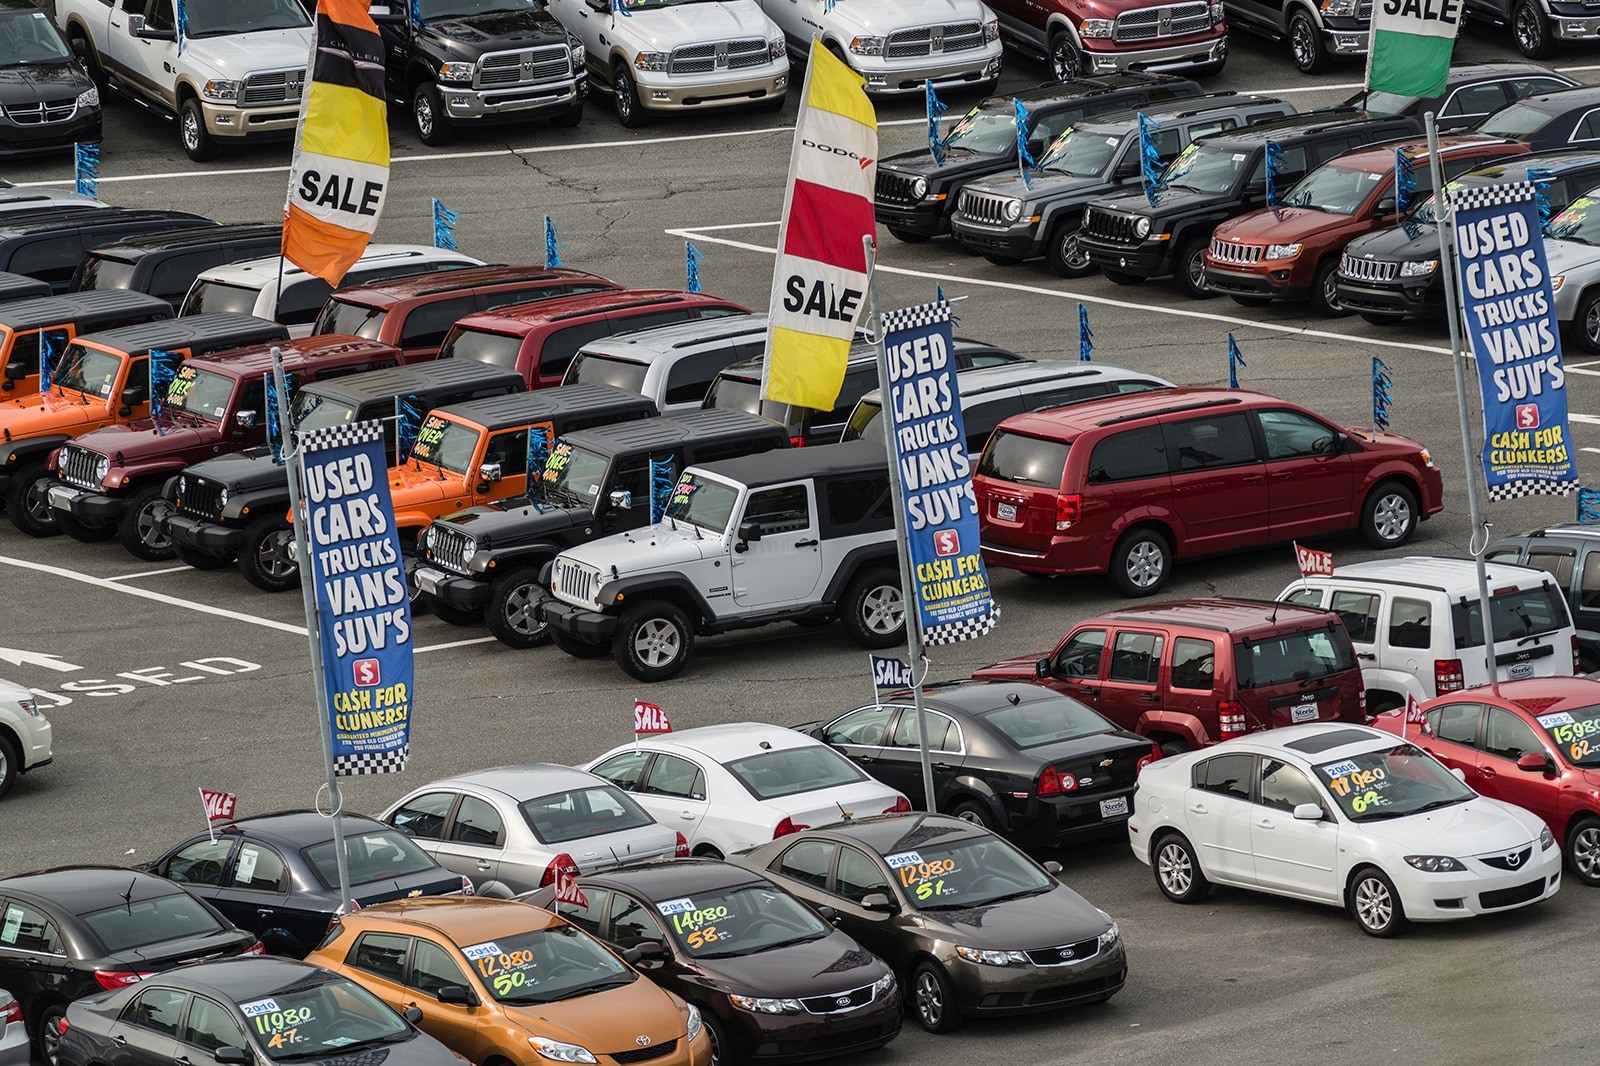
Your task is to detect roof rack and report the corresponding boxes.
[1095,396,1242,427]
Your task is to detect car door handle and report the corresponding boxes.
[1479,766,1496,778]
[476,860,493,870]
[177,1056,195,1066]
[1357,652,1375,661]
[256,908,275,918]
[794,539,818,547]
[1271,472,1292,480]
[1241,475,1263,483]
[1188,803,1208,815]
[934,762,953,771]
[1139,693,1159,702]
[113,1036,128,1048]
[857,755,875,763]
[1256,819,1275,829]
[681,811,697,819]
[1076,687,1096,696]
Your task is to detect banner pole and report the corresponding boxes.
[1429,111,1497,679]
[272,345,354,913]
[863,234,936,813]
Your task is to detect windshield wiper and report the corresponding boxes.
[972,885,1051,906]
[552,975,635,1000]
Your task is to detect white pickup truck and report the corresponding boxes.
[546,0,788,127]
[57,0,313,161]
[757,0,1001,96]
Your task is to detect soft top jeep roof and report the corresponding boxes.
[692,438,887,489]
[0,288,172,329]
[76,313,289,356]
[429,385,657,435]
[560,408,786,454]
[188,335,401,378]
[299,358,525,403]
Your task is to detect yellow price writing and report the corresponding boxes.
[1349,790,1382,814]
[492,971,527,996]
[475,949,535,978]
[1327,767,1387,797]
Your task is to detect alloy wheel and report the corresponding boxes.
[1157,842,1192,896]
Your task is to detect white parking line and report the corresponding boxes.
[414,637,497,654]
[107,565,194,582]
[1571,414,1600,424]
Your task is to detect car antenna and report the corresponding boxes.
[1007,692,1020,705]
[121,875,137,913]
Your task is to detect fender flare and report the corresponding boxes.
[1136,710,1208,749]
[596,574,717,620]
[821,544,901,603]
[1,435,72,469]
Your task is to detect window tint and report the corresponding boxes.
[0,902,62,954]
[1087,425,1167,482]
[547,322,639,381]
[1330,591,1379,643]
[1258,409,1338,459]
[519,785,656,844]
[149,252,221,303]
[278,277,334,325]
[1107,630,1164,685]
[484,429,528,478]
[303,831,439,889]
[230,843,289,893]
[977,430,1070,487]
[1165,413,1258,470]
[609,893,667,945]
[663,348,738,406]
[1171,636,1215,691]
[643,754,706,800]
[81,892,224,953]
[1239,628,1353,686]
[1442,83,1509,117]
[725,747,865,800]
[824,705,893,746]
[774,839,836,889]
[124,988,186,1036]
[1389,596,1433,649]
[145,0,175,32]
[450,796,503,847]
[560,888,607,936]
[591,751,650,791]
[891,710,959,752]
[1575,110,1600,143]
[1273,143,1310,179]
[1509,77,1568,98]
[389,792,454,840]
[400,297,476,349]
[164,838,235,885]
[1584,552,1600,610]
[743,484,810,535]
[1484,708,1545,761]
[1430,703,1481,746]
[8,236,84,286]
[1195,753,1254,801]
[349,932,410,983]
[1282,587,1323,607]
[1053,628,1106,679]
[824,475,890,529]
[410,939,469,996]
[1258,759,1322,813]
[835,847,889,902]
[183,997,246,1053]
[1527,548,1576,588]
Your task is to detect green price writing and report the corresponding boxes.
[252,1007,313,1036]
[1550,718,1600,745]
[670,905,729,934]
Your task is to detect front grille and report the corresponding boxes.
[612,1040,676,1064]
[176,475,225,520]
[242,69,306,106]
[875,170,920,206]
[1478,846,1534,872]
[1024,936,1101,967]
[884,21,984,58]
[1340,254,1399,283]
[554,558,600,607]
[1479,877,1547,909]
[668,38,771,74]
[1113,2,1213,41]
[429,526,475,575]
[478,46,573,88]
[1209,238,1263,265]
[1358,0,1373,16]
[958,189,1012,225]
[1082,206,1139,244]
[4,98,76,125]
[800,982,875,1014]
[57,444,102,491]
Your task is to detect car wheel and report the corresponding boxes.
[1309,258,1349,318]
[614,599,694,681]
[1288,8,1331,74]
[1153,832,1211,903]
[240,517,299,592]
[487,568,552,648]
[693,843,724,859]
[887,227,930,244]
[1359,481,1418,549]
[1514,0,1555,57]
[613,61,648,128]
[909,961,963,1033]
[552,630,611,659]
[1109,527,1171,597]
[952,799,996,829]
[174,543,234,570]
[0,733,17,800]
[1159,738,1190,757]
[1102,268,1143,285]
[1348,866,1407,937]
[179,96,217,162]
[1575,290,1600,354]
[841,568,906,648]
[1174,237,1215,299]
[1359,311,1405,327]
[57,513,117,543]
[1567,816,1600,886]
[6,463,59,537]
[429,599,483,627]
[1230,294,1272,308]
[1048,31,1084,81]
[701,1009,732,1066]
[36,1003,66,1065]
[1045,223,1095,278]
[119,484,176,561]
[412,82,453,146]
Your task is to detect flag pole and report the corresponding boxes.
[272,345,354,914]
[863,234,936,813]
[1428,111,1497,677]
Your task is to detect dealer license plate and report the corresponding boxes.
[996,502,1017,521]
[46,485,78,509]
[414,566,446,594]
[1508,662,1534,680]
[1099,797,1129,818]
[1290,702,1319,723]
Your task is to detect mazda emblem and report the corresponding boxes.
[836,996,852,1007]
[636,1036,651,1047]
[1507,851,1522,867]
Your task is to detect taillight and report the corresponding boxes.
[55,1015,66,1036]
[1217,700,1247,740]
[460,876,475,896]
[241,941,265,956]
[773,817,809,838]
[789,436,806,448]
[674,832,690,858]
[0,997,21,1026]
[1575,635,1582,673]
[1136,743,1161,773]
[94,969,154,991]
[1435,659,1464,694]
[884,796,912,814]
[1054,493,1082,531]
[1038,765,1077,795]
[541,853,579,887]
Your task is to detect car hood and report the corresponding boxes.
[693,929,886,996]
[0,60,92,104]
[1341,220,1440,261]
[880,146,1009,179]
[388,461,465,508]
[1354,797,1545,853]
[973,168,1107,202]
[1093,183,1220,219]
[421,6,567,52]
[71,418,223,461]
[183,447,284,491]
[618,1,779,49]
[971,654,1042,680]
[1213,206,1351,243]
[0,391,106,436]
[504,977,685,1053]
[821,0,991,34]
[917,882,1108,950]
[185,29,312,78]
[1542,237,1600,277]
[561,519,725,575]
[433,496,589,542]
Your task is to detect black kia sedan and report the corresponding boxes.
[0,0,101,157]
[143,811,472,959]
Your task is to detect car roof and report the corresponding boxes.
[0,289,172,328]
[582,857,768,896]
[1501,521,1600,542]
[1456,147,1600,181]
[0,866,187,911]
[898,679,1074,713]
[1002,72,1200,109]
[1319,556,1554,588]
[193,245,481,287]
[83,222,283,261]
[691,438,886,488]
[1199,110,1403,149]
[343,895,559,939]
[428,385,656,433]
[1074,93,1292,131]
[1090,597,1341,635]
[792,811,985,848]
[216,809,386,847]
[995,385,1262,435]
[133,956,334,998]
[633,722,814,761]
[1509,84,1600,116]
[330,266,612,309]
[1238,722,1396,761]
[570,313,768,362]
[453,290,737,333]
[299,358,523,402]
[718,335,1023,384]
[1331,134,1525,170]
[560,408,783,452]
[76,313,285,354]
[424,763,612,798]
[189,335,398,377]
[857,359,1165,405]
[0,208,211,239]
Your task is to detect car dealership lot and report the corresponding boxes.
[6,26,1600,1066]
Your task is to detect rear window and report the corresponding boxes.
[182,280,259,317]
[983,695,1112,748]
[1236,627,1354,687]
[702,373,763,416]
[518,785,656,844]
[438,327,524,369]
[842,398,883,444]
[564,351,649,393]
[723,746,866,800]
[1477,102,1554,141]
[301,830,438,888]
[1452,583,1570,647]
[314,298,387,340]
[81,891,225,953]
[977,430,1070,488]
[75,255,139,293]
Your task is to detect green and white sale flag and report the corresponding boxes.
[1365,0,1461,98]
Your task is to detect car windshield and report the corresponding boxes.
[984,694,1113,748]
[519,785,656,844]
[289,391,358,434]
[51,344,123,398]
[658,883,829,958]
[563,352,649,394]
[1283,164,1388,215]
[240,974,410,1060]
[460,925,635,1004]
[723,745,866,800]
[1477,102,1555,142]
[417,0,539,19]
[1548,193,1600,244]
[663,471,740,532]
[1338,88,1420,117]
[183,0,310,35]
[1315,743,1474,821]
[0,10,71,63]
[541,441,611,508]
[301,830,439,889]
[438,327,524,369]
[1532,703,1600,767]
[313,299,387,341]
[1160,142,1250,194]
[81,890,225,953]
[182,281,259,317]
[164,365,237,422]
[1039,127,1126,177]
[74,256,139,293]
[887,835,1054,910]
[943,105,1019,155]
[407,414,482,474]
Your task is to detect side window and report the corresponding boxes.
[349,932,411,983]
[824,705,894,746]
[8,236,85,286]
[1389,596,1433,649]
[608,893,667,945]
[611,310,692,335]
[450,796,504,847]
[0,902,62,955]
[1441,83,1509,118]
[1194,753,1254,801]
[1170,636,1215,691]
[1259,760,1322,813]
[123,988,186,1037]
[1526,548,1576,588]
[238,380,267,424]
[1184,119,1235,141]
[1275,143,1311,179]
[276,278,334,325]
[1509,77,1568,98]
[1484,548,1523,564]
[561,888,608,937]
[1150,125,1184,157]
[1429,703,1482,746]
[163,838,236,885]
[1582,551,1600,610]
[540,322,615,380]
[611,455,652,505]
[692,306,744,320]
[1281,588,1323,607]
[662,349,738,407]
[823,475,890,532]
[1107,630,1164,685]
[774,839,837,890]
[410,939,470,997]
[400,297,477,349]
[484,429,528,477]
[892,710,959,752]
[591,750,652,791]
[229,843,289,893]
[1573,110,1600,143]
[183,997,247,1054]
[389,792,455,840]
[1308,139,1351,168]
[149,251,229,303]
[1054,628,1107,679]
[1165,413,1258,470]
[1329,591,1379,644]
[834,847,890,902]
[1087,425,1167,483]
[1484,708,1545,761]
[1257,409,1338,460]
[743,484,810,535]
[144,0,175,32]
[642,754,706,800]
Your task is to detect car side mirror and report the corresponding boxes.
[122,384,148,407]
[1043,860,1063,875]
[608,489,632,510]
[368,3,402,20]
[1292,803,1324,821]
[587,0,610,10]
[401,1005,424,1025]
[214,1048,250,1065]
[1244,179,1267,196]
[130,14,176,40]
[3,357,25,380]
[622,946,642,964]
[738,521,763,543]
[1516,752,1554,774]
[634,939,667,959]
[815,905,840,923]
[1035,656,1052,679]
[435,985,478,1007]
[479,461,502,484]
[860,892,897,914]
[235,410,258,430]
[1374,196,1397,216]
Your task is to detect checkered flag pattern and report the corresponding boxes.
[881,299,953,335]
[302,420,384,455]
[1447,181,1535,213]
[924,604,1001,647]
[1488,480,1575,501]
[335,747,410,776]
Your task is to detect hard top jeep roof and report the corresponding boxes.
[188,335,400,378]
[691,438,886,489]
[298,358,525,403]
[0,270,49,300]
[454,289,741,334]
[996,385,1258,436]
[1199,109,1412,151]
[0,207,211,239]
[559,312,766,360]
[75,313,288,356]
[327,266,613,310]
[1091,597,1343,637]
[1072,93,1292,133]
[560,408,785,454]
[83,222,283,262]
[996,72,1201,111]
[0,288,172,329]
[1313,556,1554,592]
[193,245,481,289]
[429,386,656,435]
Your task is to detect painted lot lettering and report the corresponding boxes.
[28,657,261,707]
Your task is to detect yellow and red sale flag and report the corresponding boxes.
[761,41,877,412]
[282,0,389,287]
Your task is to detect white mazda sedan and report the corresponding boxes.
[1128,723,1561,937]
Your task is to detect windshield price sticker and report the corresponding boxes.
[461,941,503,960]
[1536,711,1600,759]
[472,946,539,997]
[668,905,728,934]
[240,999,280,1018]
[1321,760,1391,814]
[656,897,696,916]
[669,476,698,510]
[412,415,448,460]
[884,851,923,869]
[896,857,959,901]
[542,442,574,483]
[251,1005,314,1048]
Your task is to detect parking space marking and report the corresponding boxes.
[414,637,497,654]
[107,565,195,582]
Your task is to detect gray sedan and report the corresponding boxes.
[0,990,27,1066]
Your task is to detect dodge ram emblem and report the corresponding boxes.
[1159,9,1173,33]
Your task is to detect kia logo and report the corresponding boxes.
[636,1037,651,1047]
[836,996,852,1007]
[1059,948,1074,959]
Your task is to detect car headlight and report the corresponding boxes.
[1097,922,1120,950]
[1133,216,1152,239]
[459,535,477,559]
[1210,0,1225,21]
[912,176,929,199]
[1399,259,1437,277]
[1403,855,1466,872]
[567,32,584,55]
[769,36,786,60]
[424,526,437,550]
[76,86,99,110]
[983,17,1000,40]
[730,994,803,1014]
[849,35,885,56]
[437,61,475,83]
[200,79,241,104]
[1541,825,1556,850]
[1079,18,1114,37]
[1552,274,1566,292]
[1320,0,1359,14]
[871,972,895,998]
[955,945,1029,966]
[1266,243,1302,259]
[635,51,669,71]
[1003,198,1023,222]
[93,455,110,483]
[528,1038,596,1064]
[218,487,229,509]
[685,1003,702,1042]
[17,697,40,719]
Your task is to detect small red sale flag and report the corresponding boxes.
[1293,542,1334,577]
[634,699,672,735]
[555,866,587,908]
[200,788,237,824]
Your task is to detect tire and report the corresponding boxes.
[174,543,234,570]
[1045,224,1094,278]
[951,799,996,830]
[487,568,552,648]
[57,513,116,543]
[613,599,694,682]
[1347,866,1407,937]
[1288,8,1331,74]
[1109,527,1171,597]
[1102,268,1143,285]
[1359,311,1405,327]
[179,96,217,162]
[71,30,107,96]
[411,82,452,145]
[552,630,610,659]
[1152,832,1210,903]
[1359,481,1418,549]
[119,484,176,561]
[0,733,17,800]
[6,463,59,537]
[613,62,648,128]
[1309,258,1349,318]
[240,517,299,593]
[887,227,930,244]
[1230,294,1272,308]
[1575,289,1600,354]
[909,961,963,1033]
[35,1002,66,1066]
[1514,0,1555,58]
[701,1010,732,1066]
[1174,237,1215,299]
[693,843,724,860]
[1158,738,1189,758]
[840,568,906,649]
[1048,31,1084,82]
[550,101,584,128]
[1566,816,1600,887]
[430,599,483,627]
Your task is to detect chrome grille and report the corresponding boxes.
[4,99,76,125]
[1358,0,1373,16]
[799,982,876,1015]
[1209,239,1263,265]
[875,170,920,206]
[176,475,225,520]
[884,22,984,58]
[554,558,600,607]
[1082,206,1139,244]
[478,46,573,88]
[668,38,771,75]
[1024,936,1101,967]
[1478,846,1533,872]
[1113,2,1213,41]
[1340,254,1399,283]
[429,526,475,575]
[958,189,1012,226]
[242,69,306,106]
[58,444,101,491]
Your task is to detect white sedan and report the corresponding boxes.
[584,723,910,858]
[1128,723,1561,937]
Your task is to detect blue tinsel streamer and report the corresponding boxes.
[1227,333,1245,390]
[397,395,424,466]
[650,458,675,524]
[1014,99,1036,190]
[1264,140,1284,213]
[39,330,55,394]
[1395,149,1416,220]
[686,241,704,293]
[527,425,553,484]
[1138,113,1163,208]
[935,285,960,326]
[75,142,99,199]
[410,0,424,25]
[432,199,458,251]
[545,217,566,268]
[1528,167,1554,225]
[265,371,296,467]
[1079,304,1094,363]
[614,0,633,16]
[1372,357,1394,432]
[176,0,187,52]
[1580,487,1600,523]
[925,80,948,166]
[149,350,180,435]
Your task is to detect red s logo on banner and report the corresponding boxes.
[1293,542,1334,577]
[634,700,672,735]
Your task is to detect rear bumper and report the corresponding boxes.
[165,513,246,555]
[1006,788,1135,846]
[980,535,1105,576]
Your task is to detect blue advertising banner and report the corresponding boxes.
[1450,181,1577,500]
[301,420,414,775]
[881,299,998,645]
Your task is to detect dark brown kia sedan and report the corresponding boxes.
[730,814,1126,1033]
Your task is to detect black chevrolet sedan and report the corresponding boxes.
[144,812,472,959]
[0,0,101,157]
[798,681,1159,848]
[55,956,460,1066]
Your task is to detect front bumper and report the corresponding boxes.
[946,939,1127,1016]
[1335,276,1442,317]
[726,990,901,1062]
[1395,851,1561,921]
[1078,31,1228,75]
[543,598,619,642]
[45,481,124,523]
[202,101,299,140]
[413,564,491,610]
[634,69,787,111]
[437,76,586,121]
[1551,13,1600,39]
[0,106,101,157]
[1202,264,1309,301]
[875,197,952,238]
[18,712,51,772]
[950,216,1043,258]
[1080,236,1171,278]
[852,49,1001,96]
[165,512,246,555]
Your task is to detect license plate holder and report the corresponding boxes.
[46,485,77,509]
[1099,796,1129,818]
[996,502,1017,521]
[414,566,445,594]
[1290,702,1319,723]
